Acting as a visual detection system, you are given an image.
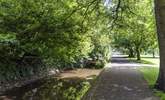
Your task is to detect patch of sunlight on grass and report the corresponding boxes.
[139,67,159,87]
[155,91,165,100]
[139,67,165,100]
[128,56,160,66]
[142,58,160,66]
[128,58,156,64]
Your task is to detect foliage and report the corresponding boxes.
[0,0,111,81]
[111,0,158,60]
[91,33,111,62]
[95,60,105,69]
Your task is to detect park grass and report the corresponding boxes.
[141,57,159,65]
[155,91,165,100]
[139,67,159,87]
[128,56,165,99]
[138,57,165,100]
[128,57,156,64]
[128,56,160,65]
[139,67,165,100]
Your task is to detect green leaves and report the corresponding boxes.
[0,0,110,72]
[112,0,157,58]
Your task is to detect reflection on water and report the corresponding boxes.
[23,78,91,100]
[0,77,93,100]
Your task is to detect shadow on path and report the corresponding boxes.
[110,56,155,68]
[83,55,159,100]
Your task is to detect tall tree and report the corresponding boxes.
[154,0,165,91]
[112,0,156,60]
[0,0,111,80]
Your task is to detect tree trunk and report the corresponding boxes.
[154,0,165,91]
[136,47,141,60]
[153,51,155,58]
[128,48,135,58]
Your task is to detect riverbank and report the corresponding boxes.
[0,68,59,93]
[58,68,102,79]
[0,68,102,100]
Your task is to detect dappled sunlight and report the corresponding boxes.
[110,55,158,69]
[111,63,155,68]
[84,56,159,100]
[0,77,93,100]
[1,0,165,99]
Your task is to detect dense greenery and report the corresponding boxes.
[0,0,161,93]
[111,0,158,60]
[0,0,112,81]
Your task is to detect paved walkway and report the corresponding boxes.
[83,56,159,100]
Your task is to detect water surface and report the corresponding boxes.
[0,77,92,100]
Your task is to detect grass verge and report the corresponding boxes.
[139,67,158,87]
[132,57,165,100]
[128,57,155,64]
[141,57,159,65]
[139,67,165,100]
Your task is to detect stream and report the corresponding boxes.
[0,77,93,100]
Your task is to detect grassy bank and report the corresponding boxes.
[0,68,102,100]
[139,67,158,87]
[128,57,156,64]
[138,57,165,100]
[139,67,165,100]
[141,57,159,65]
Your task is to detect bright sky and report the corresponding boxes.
[104,0,111,6]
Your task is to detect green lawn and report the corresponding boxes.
[139,67,165,100]
[141,57,159,66]
[139,67,158,87]
[139,57,165,100]
[128,57,158,65]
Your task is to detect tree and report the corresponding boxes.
[154,0,165,91]
[0,0,112,81]
[0,0,106,66]
[112,0,157,60]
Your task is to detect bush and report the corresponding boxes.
[84,59,105,69]
[95,60,105,69]
[0,53,47,83]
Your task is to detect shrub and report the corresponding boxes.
[95,60,105,69]
[84,59,105,69]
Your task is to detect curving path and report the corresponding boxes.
[83,55,159,100]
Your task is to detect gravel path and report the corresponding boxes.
[83,56,159,100]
